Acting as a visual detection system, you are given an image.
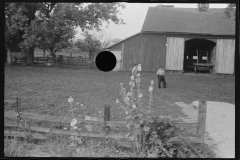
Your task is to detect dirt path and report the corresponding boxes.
[175,101,235,158]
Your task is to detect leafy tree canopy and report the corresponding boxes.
[224,3,236,20]
[5,2,126,63]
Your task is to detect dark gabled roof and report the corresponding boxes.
[107,32,141,49]
[141,5,235,36]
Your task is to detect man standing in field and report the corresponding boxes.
[156,66,166,88]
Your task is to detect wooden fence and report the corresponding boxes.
[4,98,207,148]
[13,55,96,69]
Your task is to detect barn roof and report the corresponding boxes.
[107,32,141,49]
[141,5,235,36]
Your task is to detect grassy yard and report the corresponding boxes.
[4,65,235,157]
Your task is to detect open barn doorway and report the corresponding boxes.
[183,39,216,73]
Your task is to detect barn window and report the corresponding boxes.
[186,56,188,59]
[202,56,207,60]
[193,56,197,59]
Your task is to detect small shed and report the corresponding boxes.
[108,4,235,74]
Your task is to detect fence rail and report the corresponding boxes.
[13,55,96,69]
[4,98,207,148]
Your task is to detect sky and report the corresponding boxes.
[75,3,229,40]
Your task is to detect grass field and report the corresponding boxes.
[4,65,235,157]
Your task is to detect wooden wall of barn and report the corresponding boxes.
[109,33,167,72]
[109,33,235,74]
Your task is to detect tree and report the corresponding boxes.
[110,38,122,47]
[5,3,57,65]
[75,31,102,58]
[5,3,126,65]
[83,30,123,49]
[224,3,236,20]
[38,8,77,57]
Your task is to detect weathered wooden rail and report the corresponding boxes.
[33,56,95,69]
[4,98,207,147]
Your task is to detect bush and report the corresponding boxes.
[143,117,216,158]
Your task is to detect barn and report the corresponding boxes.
[108,4,235,74]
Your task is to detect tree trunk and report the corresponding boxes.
[51,51,57,66]
[26,47,34,65]
[43,49,46,57]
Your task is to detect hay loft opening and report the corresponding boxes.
[183,39,216,72]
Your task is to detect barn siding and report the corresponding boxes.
[109,33,167,72]
[139,33,167,72]
[166,37,185,70]
[108,33,235,74]
[215,39,235,74]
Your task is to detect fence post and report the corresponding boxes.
[16,97,20,113]
[197,101,207,143]
[104,105,111,132]
[58,55,63,68]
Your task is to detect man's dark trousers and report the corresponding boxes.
[158,75,166,88]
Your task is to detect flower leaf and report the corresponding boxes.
[126,121,132,129]
[129,135,135,141]
[134,122,140,129]
[125,133,131,138]
[139,119,144,125]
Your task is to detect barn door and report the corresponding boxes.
[112,51,122,71]
[166,37,185,70]
[215,39,235,74]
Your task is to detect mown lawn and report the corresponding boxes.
[4,65,235,120]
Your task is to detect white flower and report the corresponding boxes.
[138,93,143,98]
[68,97,74,103]
[132,82,135,87]
[137,78,141,83]
[149,86,153,92]
[116,99,119,104]
[137,73,140,77]
[124,97,130,103]
[126,111,128,115]
[71,118,77,126]
[151,80,154,85]
[73,125,77,129]
[80,104,84,107]
[127,92,131,96]
[131,75,134,80]
[132,104,136,108]
[129,81,134,86]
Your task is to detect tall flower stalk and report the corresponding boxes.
[117,71,155,156]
